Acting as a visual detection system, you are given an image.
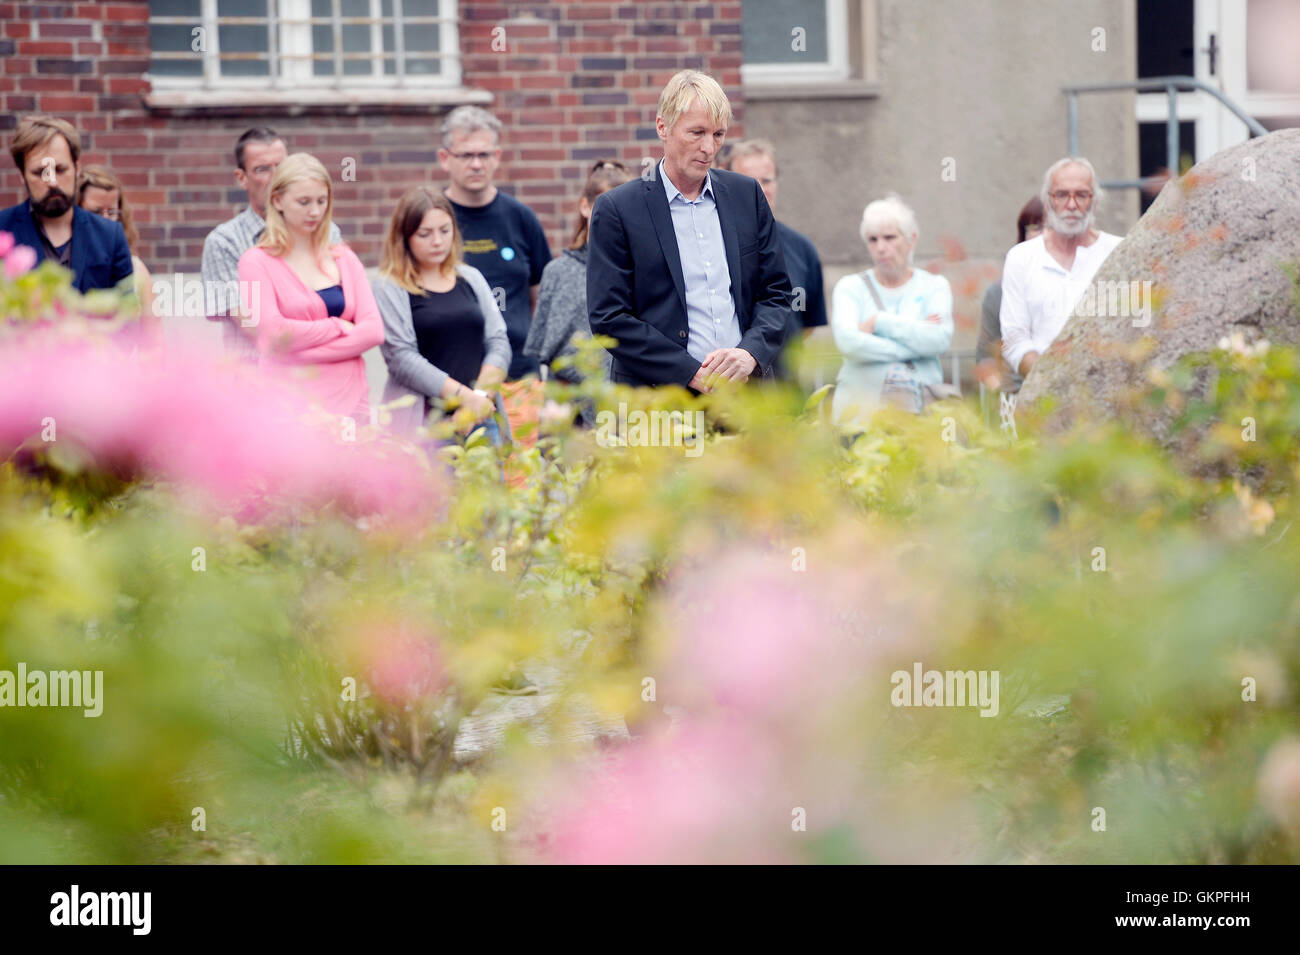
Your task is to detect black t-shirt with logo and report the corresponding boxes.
[446,190,552,380]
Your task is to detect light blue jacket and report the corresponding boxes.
[373,264,512,433]
[830,269,953,424]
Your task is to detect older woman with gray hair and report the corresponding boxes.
[829,195,954,425]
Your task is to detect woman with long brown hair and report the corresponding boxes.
[523,159,632,384]
[77,164,161,345]
[374,186,511,435]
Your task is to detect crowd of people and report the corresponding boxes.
[2,69,1126,442]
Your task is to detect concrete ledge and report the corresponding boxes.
[743,81,881,102]
[144,86,493,115]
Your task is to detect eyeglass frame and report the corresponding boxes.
[1048,189,1094,206]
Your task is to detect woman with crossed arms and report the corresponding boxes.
[238,153,383,418]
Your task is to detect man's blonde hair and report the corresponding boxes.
[657,70,732,131]
[257,153,334,259]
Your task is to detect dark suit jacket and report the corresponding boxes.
[0,201,133,294]
[586,162,793,388]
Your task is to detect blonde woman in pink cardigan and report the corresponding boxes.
[238,153,383,418]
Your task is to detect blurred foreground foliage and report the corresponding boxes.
[1,273,1299,863]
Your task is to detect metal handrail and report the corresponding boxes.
[1063,75,1268,191]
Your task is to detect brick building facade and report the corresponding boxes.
[0,1,744,277]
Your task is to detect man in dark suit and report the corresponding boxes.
[1,115,132,294]
[587,70,792,391]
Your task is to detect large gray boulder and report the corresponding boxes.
[1017,128,1300,451]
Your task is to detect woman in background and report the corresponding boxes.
[77,164,160,346]
[238,153,383,418]
[374,186,511,438]
[523,159,632,386]
[976,196,1043,394]
[829,195,953,426]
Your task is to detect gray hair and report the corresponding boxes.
[1040,156,1103,213]
[725,138,778,177]
[441,106,503,148]
[859,194,919,262]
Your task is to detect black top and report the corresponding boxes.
[773,220,828,379]
[410,277,485,391]
[446,190,552,380]
[37,226,72,268]
[315,283,345,317]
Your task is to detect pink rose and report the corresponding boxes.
[4,243,37,279]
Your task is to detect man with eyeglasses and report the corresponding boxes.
[1000,157,1122,379]
[437,106,553,447]
[200,126,341,359]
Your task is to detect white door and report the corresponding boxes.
[1134,0,1225,165]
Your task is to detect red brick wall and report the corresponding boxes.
[0,0,743,277]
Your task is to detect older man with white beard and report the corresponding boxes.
[1000,157,1122,378]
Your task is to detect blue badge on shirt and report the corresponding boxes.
[501,247,516,261]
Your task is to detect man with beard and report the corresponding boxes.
[1000,157,1122,379]
[0,115,133,293]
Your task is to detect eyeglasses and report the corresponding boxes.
[450,151,494,163]
[1049,190,1093,204]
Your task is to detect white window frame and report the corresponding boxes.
[1218,0,1300,137]
[740,0,851,87]
[146,0,462,92]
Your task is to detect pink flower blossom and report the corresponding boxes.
[4,243,37,279]
[0,231,14,258]
[355,620,448,708]
[654,546,916,720]
[544,722,798,864]
[0,335,443,524]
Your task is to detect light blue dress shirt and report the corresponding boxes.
[660,160,742,364]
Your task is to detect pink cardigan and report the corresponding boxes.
[238,244,384,417]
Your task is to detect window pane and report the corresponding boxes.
[743,0,828,65]
[403,22,438,52]
[311,0,331,17]
[403,19,440,74]
[217,0,269,16]
[149,24,204,76]
[218,24,270,76]
[340,0,369,17]
[149,0,202,17]
[342,23,372,75]
[1247,0,1300,93]
[1136,0,1193,79]
[312,23,335,76]
[403,0,440,16]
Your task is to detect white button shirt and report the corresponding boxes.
[1000,231,1122,374]
[660,160,742,364]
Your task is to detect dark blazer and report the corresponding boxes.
[586,162,793,388]
[0,201,133,294]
